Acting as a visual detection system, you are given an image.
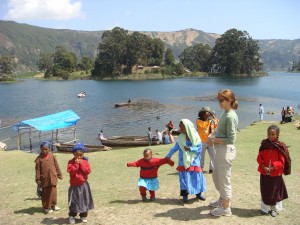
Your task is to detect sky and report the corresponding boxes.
[0,0,299,40]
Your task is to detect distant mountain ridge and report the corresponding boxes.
[0,20,299,71]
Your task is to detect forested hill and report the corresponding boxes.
[0,20,299,71]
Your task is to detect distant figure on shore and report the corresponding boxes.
[156,129,163,142]
[148,127,152,146]
[128,99,132,103]
[162,131,171,144]
[98,130,106,140]
[284,106,294,123]
[166,121,174,132]
[280,107,286,124]
[259,104,264,121]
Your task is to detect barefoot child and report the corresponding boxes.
[67,143,94,224]
[127,148,174,201]
[257,125,291,217]
[35,141,62,213]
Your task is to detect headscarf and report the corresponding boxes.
[40,141,51,148]
[72,143,85,152]
[259,139,291,175]
[178,119,202,169]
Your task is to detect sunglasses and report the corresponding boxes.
[218,98,226,103]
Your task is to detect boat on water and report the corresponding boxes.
[0,142,7,150]
[114,102,132,107]
[100,136,160,147]
[53,143,111,152]
[77,92,87,98]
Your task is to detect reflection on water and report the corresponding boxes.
[0,71,299,150]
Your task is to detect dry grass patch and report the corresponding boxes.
[0,121,299,224]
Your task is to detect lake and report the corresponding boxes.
[0,72,299,150]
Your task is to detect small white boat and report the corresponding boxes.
[0,142,7,150]
[77,92,87,98]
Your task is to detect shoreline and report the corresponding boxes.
[1,71,268,82]
[3,118,298,152]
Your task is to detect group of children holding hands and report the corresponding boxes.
[35,120,291,223]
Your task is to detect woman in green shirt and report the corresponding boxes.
[207,89,238,217]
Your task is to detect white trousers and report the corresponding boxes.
[212,143,236,200]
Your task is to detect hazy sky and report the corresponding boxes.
[1,0,299,39]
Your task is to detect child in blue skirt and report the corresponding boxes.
[127,148,174,201]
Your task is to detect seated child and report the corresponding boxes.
[127,148,174,201]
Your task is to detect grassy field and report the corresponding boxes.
[0,120,299,225]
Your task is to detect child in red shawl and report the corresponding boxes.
[257,125,291,217]
[127,148,174,201]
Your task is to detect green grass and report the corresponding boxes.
[0,120,299,224]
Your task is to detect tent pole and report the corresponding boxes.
[29,128,32,151]
[74,125,77,143]
[17,127,21,150]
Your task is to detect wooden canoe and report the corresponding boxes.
[114,102,132,108]
[100,136,160,147]
[53,143,112,152]
[171,129,181,135]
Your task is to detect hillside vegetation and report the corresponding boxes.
[1,20,300,71]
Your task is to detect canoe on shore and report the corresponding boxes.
[114,102,132,107]
[171,129,181,135]
[53,143,112,152]
[100,136,160,147]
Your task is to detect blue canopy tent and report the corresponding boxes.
[13,110,80,150]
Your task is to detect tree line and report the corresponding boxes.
[0,28,263,80]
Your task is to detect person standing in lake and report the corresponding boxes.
[259,104,264,121]
[207,89,238,217]
[166,119,206,203]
